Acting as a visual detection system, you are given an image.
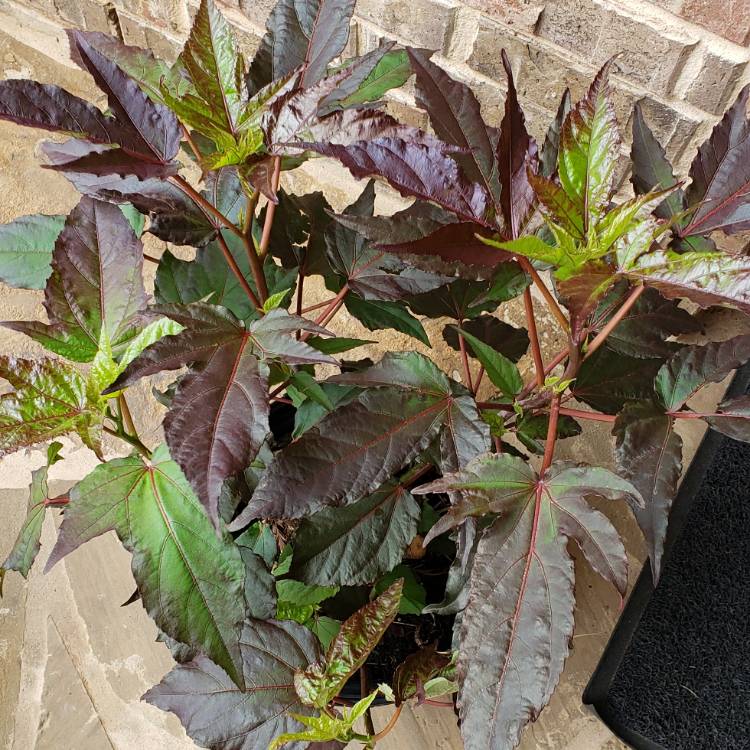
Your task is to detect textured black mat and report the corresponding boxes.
[584,367,750,750]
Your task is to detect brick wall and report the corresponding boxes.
[4,0,750,173]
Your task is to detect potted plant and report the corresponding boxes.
[2,0,750,748]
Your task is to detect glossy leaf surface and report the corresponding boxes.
[48,445,247,687]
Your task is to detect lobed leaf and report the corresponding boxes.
[145,618,322,749]
[48,445,248,687]
[704,395,750,442]
[0,214,64,289]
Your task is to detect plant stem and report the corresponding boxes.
[458,331,474,392]
[215,231,263,310]
[519,347,570,400]
[144,253,160,264]
[258,156,282,261]
[301,297,336,314]
[476,401,514,411]
[169,175,242,237]
[371,704,404,743]
[558,407,616,423]
[523,287,545,388]
[474,365,485,394]
[118,393,136,437]
[310,284,348,330]
[584,284,645,360]
[518,258,569,333]
[541,394,561,473]
[181,124,204,170]
[103,425,151,458]
[241,198,268,303]
[360,669,375,736]
[44,495,69,507]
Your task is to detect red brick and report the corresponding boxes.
[680,0,750,45]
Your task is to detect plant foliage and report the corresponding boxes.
[2,1,750,748]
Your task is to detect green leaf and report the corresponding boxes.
[290,477,421,586]
[0,214,64,289]
[5,198,148,363]
[479,234,564,266]
[455,327,522,396]
[372,565,426,615]
[331,50,411,110]
[235,521,277,567]
[308,616,341,650]
[47,445,248,689]
[288,370,334,411]
[294,580,403,708]
[292,383,359,439]
[277,580,339,609]
[345,294,430,346]
[262,289,289,312]
[0,357,103,456]
[306,336,373,355]
[163,0,247,144]
[558,62,620,231]
[2,441,63,580]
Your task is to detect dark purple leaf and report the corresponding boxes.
[704,395,750,442]
[630,102,686,222]
[592,286,700,359]
[683,84,750,236]
[497,49,538,238]
[67,30,180,163]
[407,48,497,208]
[614,401,682,580]
[440,394,492,474]
[444,316,528,362]
[247,0,357,93]
[540,88,571,178]
[163,340,270,526]
[654,333,750,411]
[325,182,452,300]
[305,136,488,224]
[145,618,322,750]
[42,141,178,179]
[572,345,663,414]
[417,456,635,748]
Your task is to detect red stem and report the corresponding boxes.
[301,298,336,314]
[476,401,514,411]
[558,407,616,423]
[308,285,348,331]
[458,332,474,392]
[169,175,242,237]
[518,258,569,333]
[215,232,262,310]
[474,365,485,394]
[258,156,282,261]
[541,395,561,473]
[44,495,69,507]
[371,704,404,743]
[523,287,545,388]
[144,253,160,264]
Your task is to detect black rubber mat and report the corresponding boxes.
[584,366,750,750]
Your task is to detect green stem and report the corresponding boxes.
[103,425,151,459]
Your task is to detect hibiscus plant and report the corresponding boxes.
[2,0,750,748]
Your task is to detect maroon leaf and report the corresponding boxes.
[145,618,322,750]
[420,456,635,749]
[42,141,179,179]
[614,401,682,581]
[439,394,492,475]
[163,340,270,526]
[407,48,497,208]
[67,30,180,164]
[393,644,452,705]
[304,137,488,224]
[654,334,750,411]
[325,182,452,300]
[683,84,750,236]
[704,395,750,442]
[0,79,125,144]
[630,102,685,222]
[540,88,571,178]
[247,0,357,93]
[556,262,617,339]
[497,49,538,238]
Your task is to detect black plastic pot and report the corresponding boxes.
[583,364,750,749]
